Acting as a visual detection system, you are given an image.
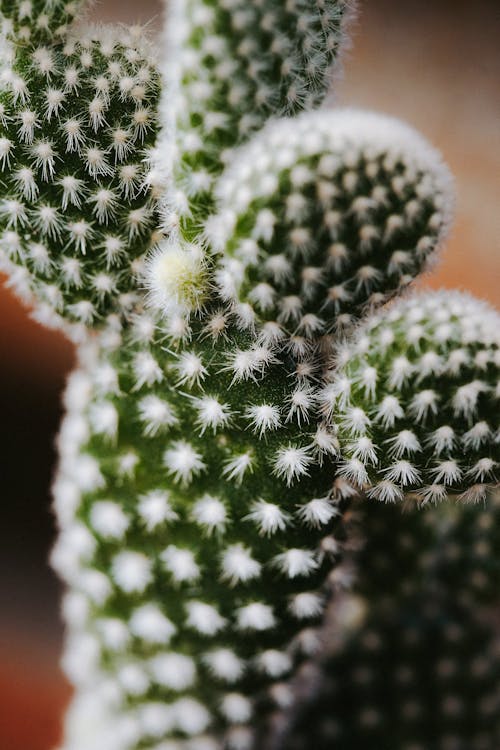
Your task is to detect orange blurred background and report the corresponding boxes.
[0,1,498,749]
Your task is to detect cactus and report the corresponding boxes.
[273,496,500,749]
[165,0,354,215]
[0,2,499,749]
[330,290,499,503]
[0,7,163,330]
[325,293,500,503]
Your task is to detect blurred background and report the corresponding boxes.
[0,1,498,748]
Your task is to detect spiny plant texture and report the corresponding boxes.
[0,13,162,329]
[206,111,453,338]
[330,291,499,503]
[165,0,353,222]
[273,496,500,750]
[0,2,498,750]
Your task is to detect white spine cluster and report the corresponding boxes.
[329,291,500,504]
[51,306,348,750]
[207,109,454,339]
[1,2,498,749]
[0,22,161,330]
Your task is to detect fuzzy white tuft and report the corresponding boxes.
[186,601,226,636]
[272,548,319,579]
[203,647,245,684]
[90,501,129,540]
[163,440,206,486]
[112,551,152,594]
[138,490,179,531]
[221,544,261,586]
[161,545,200,583]
[129,604,177,645]
[236,602,276,631]
[145,240,208,317]
[220,693,252,724]
[244,500,289,536]
[191,494,228,534]
[149,652,196,691]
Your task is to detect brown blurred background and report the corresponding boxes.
[0,1,498,748]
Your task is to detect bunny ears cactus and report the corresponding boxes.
[0,5,162,331]
[163,0,355,211]
[0,0,86,42]
[203,111,453,339]
[330,291,500,503]
[277,499,500,749]
[0,1,499,749]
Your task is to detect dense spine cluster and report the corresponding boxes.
[164,0,353,225]
[0,21,161,331]
[52,310,353,749]
[0,1,499,749]
[329,291,500,503]
[208,111,452,338]
[277,497,500,750]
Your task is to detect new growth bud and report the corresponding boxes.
[145,241,208,317]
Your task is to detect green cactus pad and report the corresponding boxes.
[51,310,354,749]
[0,0,86,43]
[0,1,498,748]
[329,291,500,503]
[0,23,161,329]
[206,110,453,338]
[165,0,354,219]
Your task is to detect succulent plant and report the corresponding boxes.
[0,3,162,329]
[0,2,498,749]
[330,290,499,504]
[273,496,500,750]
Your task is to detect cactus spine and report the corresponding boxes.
[0,1,498,749]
